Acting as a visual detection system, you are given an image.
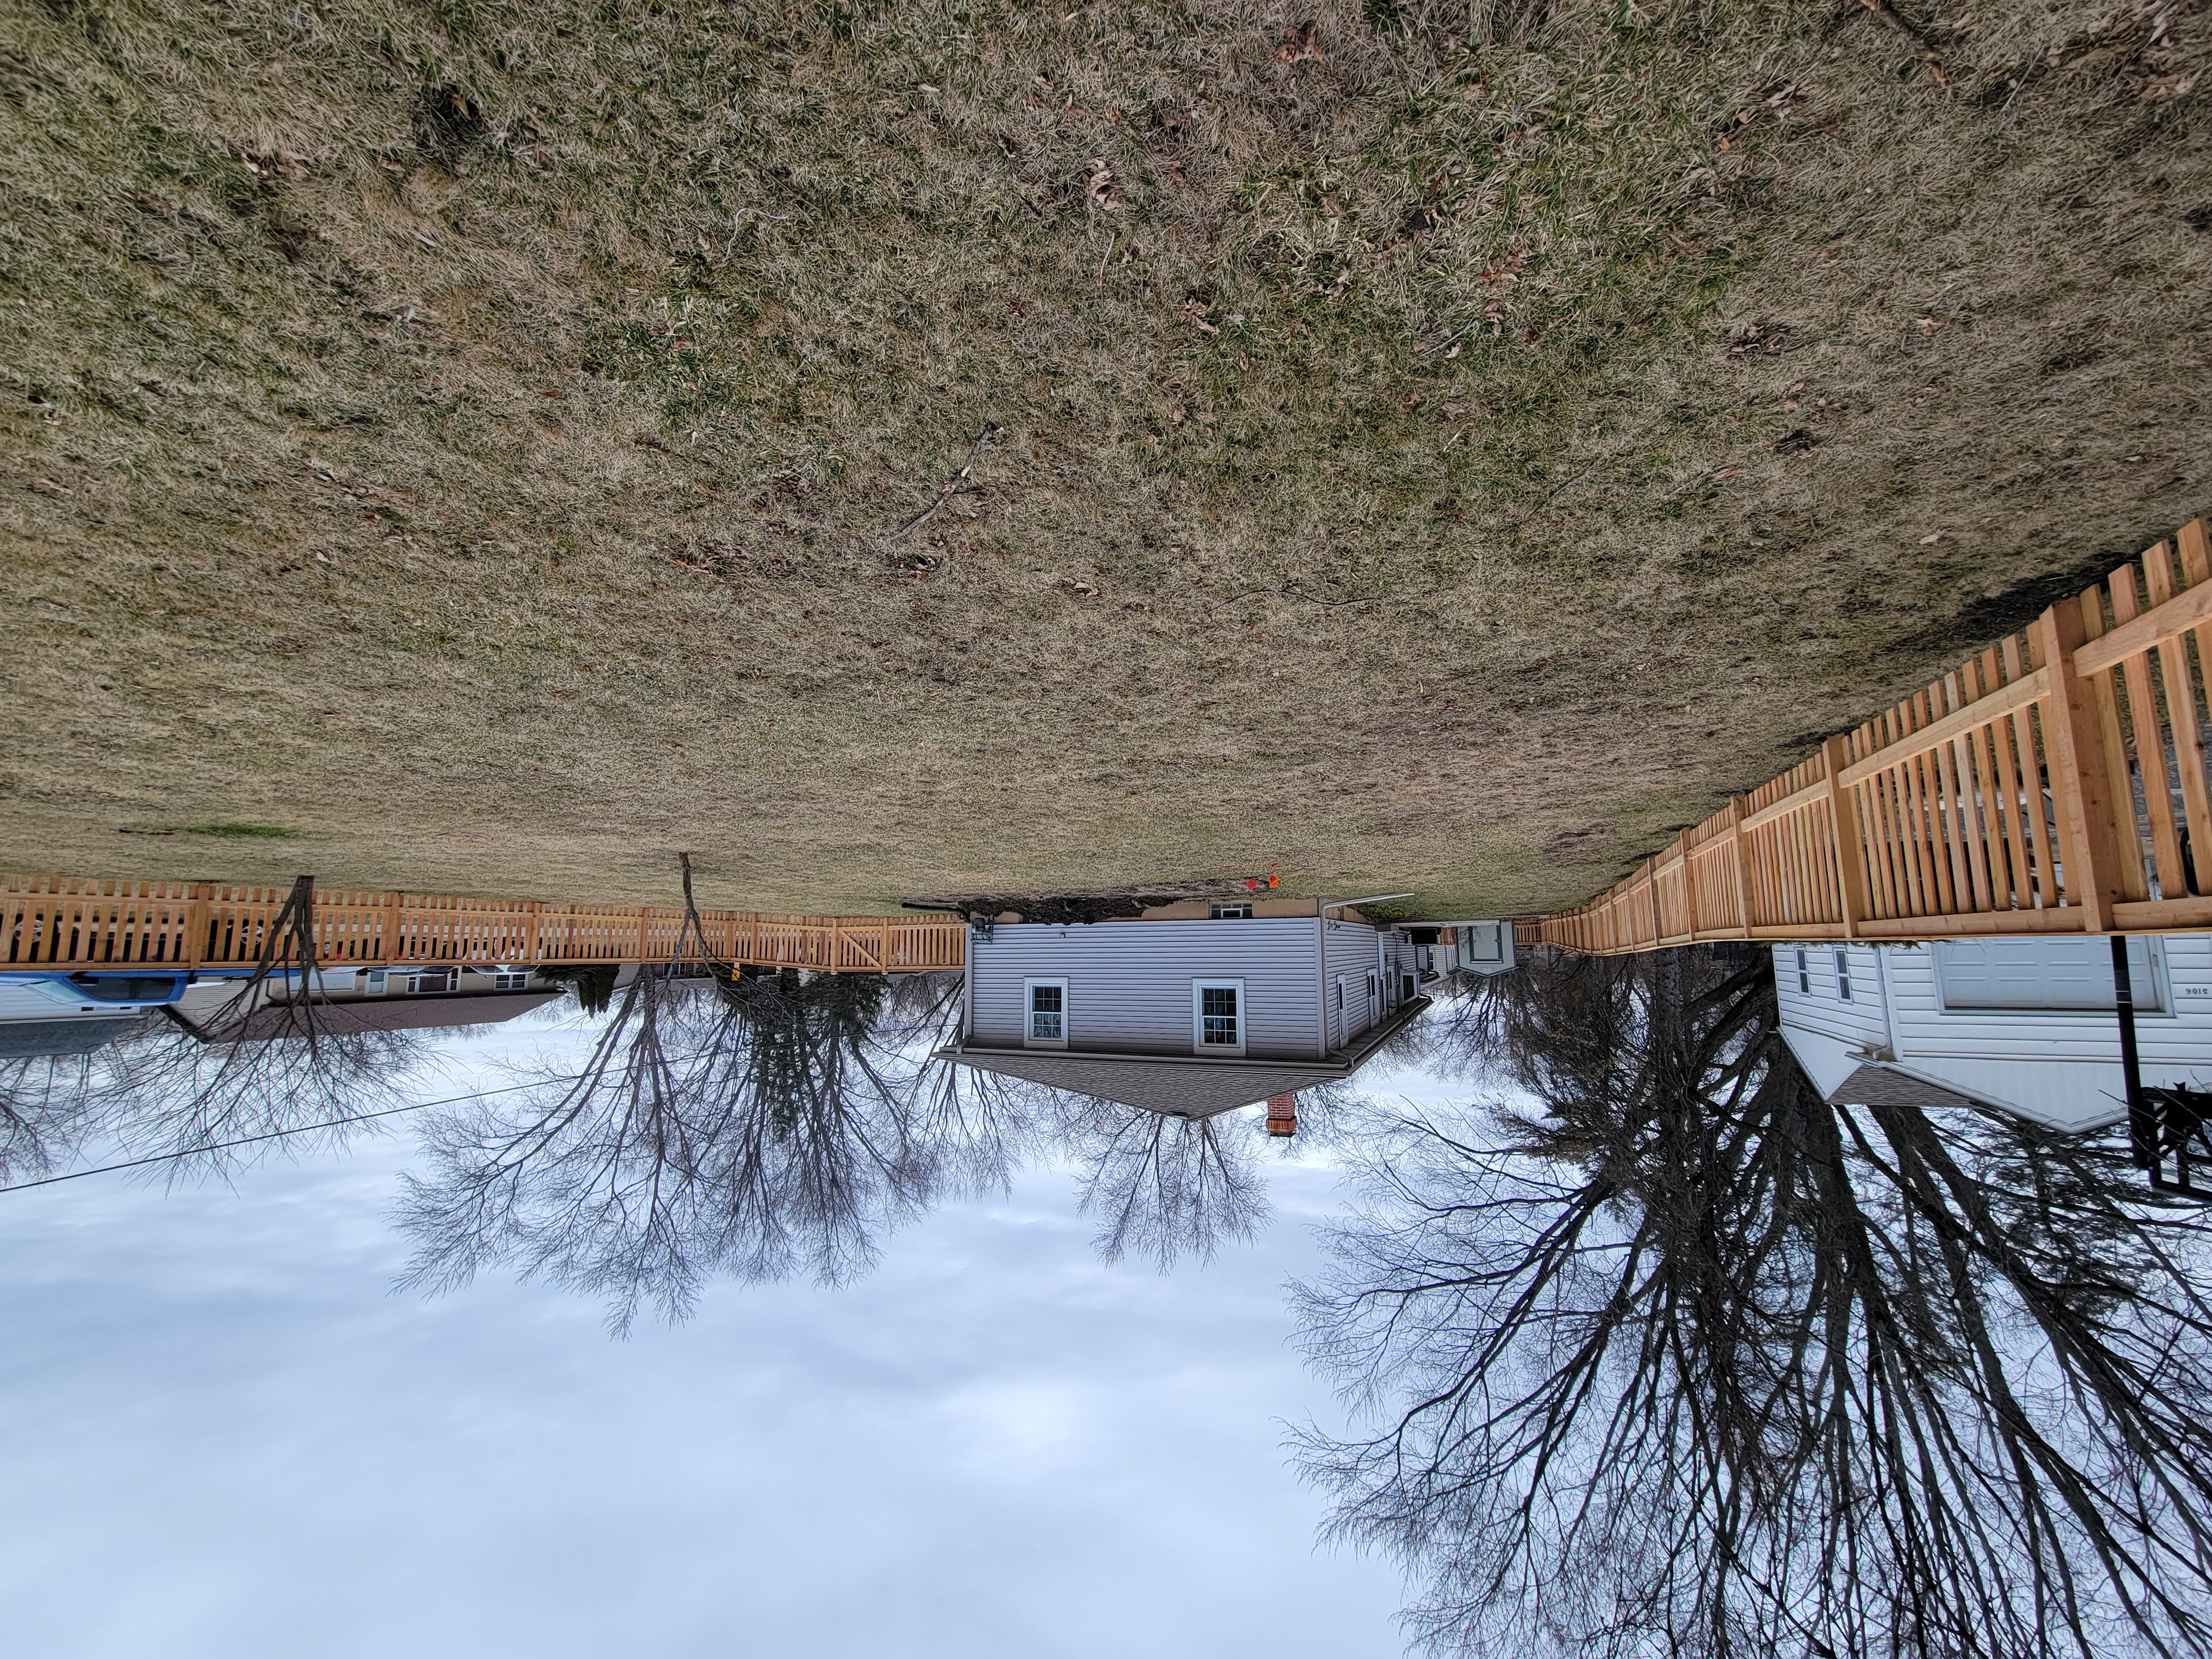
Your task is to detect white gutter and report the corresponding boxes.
[1322,891,1415,918]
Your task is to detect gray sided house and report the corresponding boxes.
[945,906,1427,1118]
[1442,920,1516,978]
[1774,935,2212,1135]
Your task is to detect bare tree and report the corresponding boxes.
[1053,1102,1272,1270]
[1293,946,2212,1659]
[394,963,976,1333]
[0,1043,121,1183]
[892,970,1045,1199]
[92,877,424,1177]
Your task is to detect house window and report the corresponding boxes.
[1210,902,1254,919]
[492,971,531,991]
[364,969,388,995]
[1192,980,1246,1056]
[1402,972,1417,1003]
[1833,949,1852,1002]
[1796,949,1809,995]
[1023,979,1068,1048]
[1365,971,1377,1008]
[409,969,455,995]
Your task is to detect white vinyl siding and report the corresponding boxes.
[1773,944,1892,1053]
[1884,939,2206,1061]
[967,918,1338,1060]
[1777,937,2212,1135]
[1325,919,1382,1049]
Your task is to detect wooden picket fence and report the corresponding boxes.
[1542,516,2212,953]
[0,878,967,974]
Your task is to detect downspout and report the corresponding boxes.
[1321,892,1415,918]
[1315,902,1329,1060]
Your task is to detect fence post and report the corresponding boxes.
[382,890,405,966]
[1822,736,1869,939]
[184,882,212,969]
[1677,832,1697,943]
[2031,604,2125,933]
[1725,800,1754,935]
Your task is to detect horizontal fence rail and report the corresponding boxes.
[1541,516,2212,953]
[0,878,967,974]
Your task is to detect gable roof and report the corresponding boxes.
[943,995,1427,1117]
[1827,1062,1985,1117]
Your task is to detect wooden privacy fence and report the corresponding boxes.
[1543,517,2212,953]
[0,878,967,975]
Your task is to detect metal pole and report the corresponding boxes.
[2114,936,2152,1171]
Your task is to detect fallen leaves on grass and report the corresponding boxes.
[1082,159,1120,210]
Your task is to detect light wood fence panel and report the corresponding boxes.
[0,876,966,974]
[1540,516,2212,952]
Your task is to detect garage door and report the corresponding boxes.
[1933,937,2162,1012]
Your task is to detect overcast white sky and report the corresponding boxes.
[0,1011,1475,1658]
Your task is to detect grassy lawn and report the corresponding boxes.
[2,0,2206,916]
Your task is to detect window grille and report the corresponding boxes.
[1029,983,1064,1042]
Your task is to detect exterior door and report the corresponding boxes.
[1934,938,2163,1012]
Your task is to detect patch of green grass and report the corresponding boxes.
[121,824,308,840]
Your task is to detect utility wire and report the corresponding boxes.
[0,1074,583,1195]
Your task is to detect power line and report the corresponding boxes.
[0,1075,583,1196]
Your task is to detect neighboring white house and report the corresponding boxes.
[943,907,1427,1117]
[1441,920,1517,978]
[212,962,604,1039]
[0,969,198,1058]
[0,963,618,1054]
[1774,936,2212,1133]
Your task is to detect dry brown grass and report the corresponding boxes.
[1,0,2207,916]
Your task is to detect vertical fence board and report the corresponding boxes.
[1541,515,2212,951]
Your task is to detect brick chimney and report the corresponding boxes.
[1265,1093,1297,1138]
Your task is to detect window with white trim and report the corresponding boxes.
[1023,978,1068,1047]
[492,971,531,991]
[1192,980,1246,1056]
[1796,949,1809,995]
[1833,949,1852,1002]
[409,968,456,995]
[1210,902,1254,919]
